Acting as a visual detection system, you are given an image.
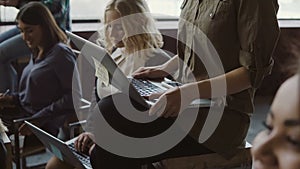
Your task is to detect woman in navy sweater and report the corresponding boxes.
[0,2,81,137]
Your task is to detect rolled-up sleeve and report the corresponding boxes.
[237,0,280,88]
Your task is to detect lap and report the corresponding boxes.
[96,93,175,137]
[89,93,214,168]
[89,93,250,168]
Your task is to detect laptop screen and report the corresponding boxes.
[66,31,149,108]
[24,121,91,169]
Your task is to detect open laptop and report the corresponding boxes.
[25,121,92,169]
[66,31,212,109]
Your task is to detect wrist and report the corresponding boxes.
[179,83,199,103]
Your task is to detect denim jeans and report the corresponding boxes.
[0,26,31,92]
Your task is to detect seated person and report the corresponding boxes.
[0,0,71,93]
[251,66,300,168]
[87,0,279,168]
[0,2,81,138]
[45,0,170,168]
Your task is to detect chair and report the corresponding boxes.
[1,131,12,169]
[11,116,46,169]
[6,101,85,168]
[10,98,90,169]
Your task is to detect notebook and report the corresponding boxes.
[25,121,92,169]
[66,31,212,109]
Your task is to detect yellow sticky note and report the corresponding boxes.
[92,57,109,86]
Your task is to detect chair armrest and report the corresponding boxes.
[68,120,87,138]
[69,120,87,128]
[79,98,91,111]
[12,116,42,128]
[72,49,81,55]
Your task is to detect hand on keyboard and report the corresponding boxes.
[75,132,95,155]
[133,66,170,81]
[149,86,183,118]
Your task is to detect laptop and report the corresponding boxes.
[25,121,92,169]
[66,31,212,109]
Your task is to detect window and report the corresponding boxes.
[0,0,299,23]
[0,6,18,22]
[278,0,300,19]
[71,0,184,20]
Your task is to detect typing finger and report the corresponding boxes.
[75,136,84,151]
[81,136,91,152]
[74,139,80,151]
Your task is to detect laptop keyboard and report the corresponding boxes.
[129,78,164,96]
[68,142,92,168]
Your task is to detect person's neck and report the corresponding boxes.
[37,47,44,60]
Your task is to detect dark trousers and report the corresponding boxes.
[89,93,213,169]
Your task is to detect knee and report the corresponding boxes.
[46,156,73,169]
[98,93,147,116]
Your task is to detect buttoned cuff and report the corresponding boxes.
[239,50,274,88]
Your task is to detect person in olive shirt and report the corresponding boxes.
[135,0,280,156]
[88,0,280,168]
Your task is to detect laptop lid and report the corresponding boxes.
[24,121,91,169]
[66,31,150,108]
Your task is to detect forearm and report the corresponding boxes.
[32,94,74,121]
[160,55,179,75]
[181,67,251,100]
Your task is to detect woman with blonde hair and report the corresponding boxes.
[45,0,170,168]
[94,0,170,99]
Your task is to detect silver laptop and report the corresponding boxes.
[66,31,212,108]
[25,121,92,169]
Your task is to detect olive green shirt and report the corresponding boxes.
[178,0,280,114]
[177,0,280,155]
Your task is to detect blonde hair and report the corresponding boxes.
[103,0,163,54]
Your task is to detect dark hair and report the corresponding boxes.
[16,2,67,52]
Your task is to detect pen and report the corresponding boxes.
[3,89,10,96]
